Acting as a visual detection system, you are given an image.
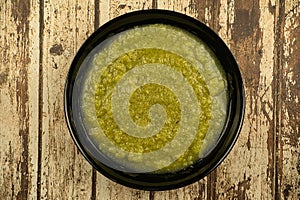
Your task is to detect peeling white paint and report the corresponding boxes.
[204,6,211,26]
[218,0,235,45]
[228,0,235,24]
[280,2,300,199]
[100,0,110,25]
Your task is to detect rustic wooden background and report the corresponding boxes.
[0,0,299,199]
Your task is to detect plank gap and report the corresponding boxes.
[207,170,217,200]
[95,0,100,29]
[149,191,155,200]
[37,0,45,199]
[152,0,158,9]
[91,4,100,199]
[91,169,97,200]
[274,0,286,199]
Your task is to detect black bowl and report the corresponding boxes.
[64,10,245,191]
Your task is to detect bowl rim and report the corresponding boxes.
[64,9,245,191]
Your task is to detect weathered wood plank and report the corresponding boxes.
[278,1,300,199]
[194,0,221,31]
[39,0,95,199]
[157,0,194,16]
[152,1,211,199]
[216,0,235,45]
[93,1,153,199]
[108,0,153,20]
[214,0,277,199]
[0,0,39,199]
[98,0,153,29]
[27,1,41,198]
[150,182,206,200]
[193,1,223,199]
[96,175,150,200]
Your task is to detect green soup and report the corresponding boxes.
[80,24,228,173]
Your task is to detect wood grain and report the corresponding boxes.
[214,0,277,199]
[0,0,39,199]
[279,1,300,199]
[94,1,153,200]
[108,0,153,20]
[153,1,212,200]
[0,0,299,199]
[39,0,95,199]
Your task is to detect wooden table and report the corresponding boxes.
[0,0,299,199]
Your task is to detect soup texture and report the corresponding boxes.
[78,24,228,173]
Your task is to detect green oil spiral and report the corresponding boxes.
[94,48,212,171]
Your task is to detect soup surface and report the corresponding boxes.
[78,24,228,173]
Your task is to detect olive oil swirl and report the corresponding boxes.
[93,48,211,171]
